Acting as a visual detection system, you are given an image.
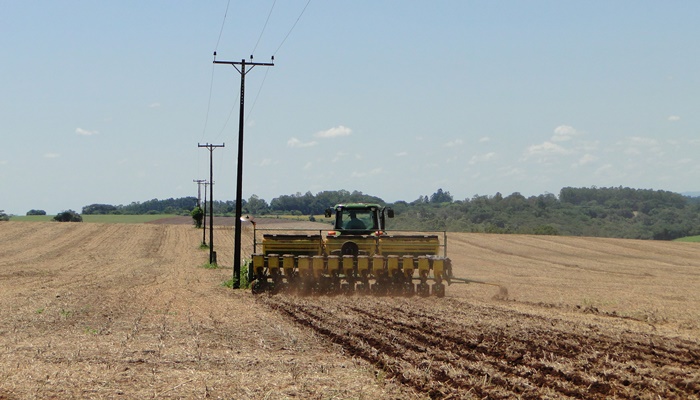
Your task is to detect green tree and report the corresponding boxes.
[430,188,453,204]
[0,210,9,221]
[26,209,47,216]
[191,206,204,228]
[82,204,117,215]
[53,210,82,222]
[244,194,270,215]
[532,225,560,236]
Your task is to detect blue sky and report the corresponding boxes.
[2,1,699,214]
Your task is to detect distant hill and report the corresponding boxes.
[681,191,700,198]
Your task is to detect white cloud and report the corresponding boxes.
[499,167,524,177]
[302,162,312,170]
[314,125,352,138]
[628,136,658,146]
[551,125,580,142]
[444,139,464,147]
[574,153,597,166]
[594,163,614,176]
[478,136,491,143]
[0,160,8,165]
[332,151,349,162]
[148,102,161,108]
[620,136,663,157]
[668,115,680,121]
[524,141,570,157]
[76,127,99,136]
[350,167,383,178]
[287,137,318,148]
[468,152,496,165]
[395,151,408,157]
[44,153,60,159]
[258,158,274,167]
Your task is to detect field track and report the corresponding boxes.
[0,220,699,399]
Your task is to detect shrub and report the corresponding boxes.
[191,206,204,228]
[26,209,47,216]
[53,210,83,222]
[533,225,560,236]
[221,260,251,289]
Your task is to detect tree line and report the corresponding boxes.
[72,186,700,240]
[389,187,700,240]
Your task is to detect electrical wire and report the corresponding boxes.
[273,0,312,56]
[205,0,311,154]
[243,0,312,123]
[251,0,277,57]
[200,64,216,143]
[214,0,231,51]
[245,67,271,124]
[200,0,231,177]
[215,90,241,142]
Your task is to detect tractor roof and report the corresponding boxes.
[334,203,382,210]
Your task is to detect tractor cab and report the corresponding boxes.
[325,203,394,235]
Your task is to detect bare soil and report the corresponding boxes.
[0,220,698,399]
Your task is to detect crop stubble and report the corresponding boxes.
[0,220,699,399]
[262,295,699,399]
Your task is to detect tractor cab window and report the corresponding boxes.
[342,210,375,230]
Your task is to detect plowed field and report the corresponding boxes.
[0,220,698,399]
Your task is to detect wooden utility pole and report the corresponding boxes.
[214,54,274,288]
[198,143,224,264]
[202,181,209,246]
[193,179,207,207]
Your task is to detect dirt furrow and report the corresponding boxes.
[263,295,700,399]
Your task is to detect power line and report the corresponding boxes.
[245,0,307,123]
[214,0,231,51]
[251,0,277,56]
[200,63,216,143]
[273,0,312,56]
[201,0,232,145]
[214,91,241,142]
[245,66,271,123]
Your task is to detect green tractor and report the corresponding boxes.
[250,203,452,297]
